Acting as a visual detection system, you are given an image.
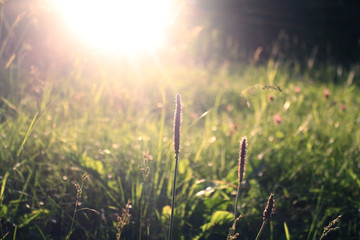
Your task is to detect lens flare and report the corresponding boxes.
[53,0,172,56]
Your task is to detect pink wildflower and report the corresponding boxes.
[274,114,282,125]
[268,95,274,102]
[341,104,346,111]
[324,89,330,99]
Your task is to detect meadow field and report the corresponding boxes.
[0,54,359,240]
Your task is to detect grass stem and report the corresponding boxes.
[233,183,241,221]
[66,178,86,240]
[168,152,179,240]
[255,221,266,240]
[66,193,80,240]
[169,94,182,240]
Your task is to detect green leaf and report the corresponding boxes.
[348,169,360,189]
[275,131,285,139]
[18,209,50,228]
[17,112,38,157]
[0,204,8,218]
[284,222,291,240]
[201,211,233,232]
[80,153,104,175]
[0,171,10,203]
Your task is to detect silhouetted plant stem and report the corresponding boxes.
[66,183,82,240]
[66,173,88,240]
[255,221,266,240]
[228,137,248,239]
[255,193,275,240]
[168,152,179,240]
[233,184,242,221]
[234,137,247,221]
[168,94,182,240]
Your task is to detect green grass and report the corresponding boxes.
[0,59,359,240]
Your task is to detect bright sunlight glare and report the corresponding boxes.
[53,0,173,56]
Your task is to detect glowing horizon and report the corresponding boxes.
[53,0,173,56]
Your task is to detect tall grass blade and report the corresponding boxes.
[0,97,17,112]
[0,171,9,203]
[12,226,17,240]
[17,112,38,158]
[0,12,24,58]
[0,230,10,240]
[35,225,47,240]
[306,186,323,240]
[284,222,290,240]
[5,53,15,69]
[155,87,166,196]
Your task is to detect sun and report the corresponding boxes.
[53,0,173,56]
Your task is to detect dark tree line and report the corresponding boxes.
[187,0,360,65]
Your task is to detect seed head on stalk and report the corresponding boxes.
[255,193,276,240]
[232,137,248,227]
[238,137,247,183]
[263,193,275,222]
[174,94,182,154]
[169,94,182,240]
